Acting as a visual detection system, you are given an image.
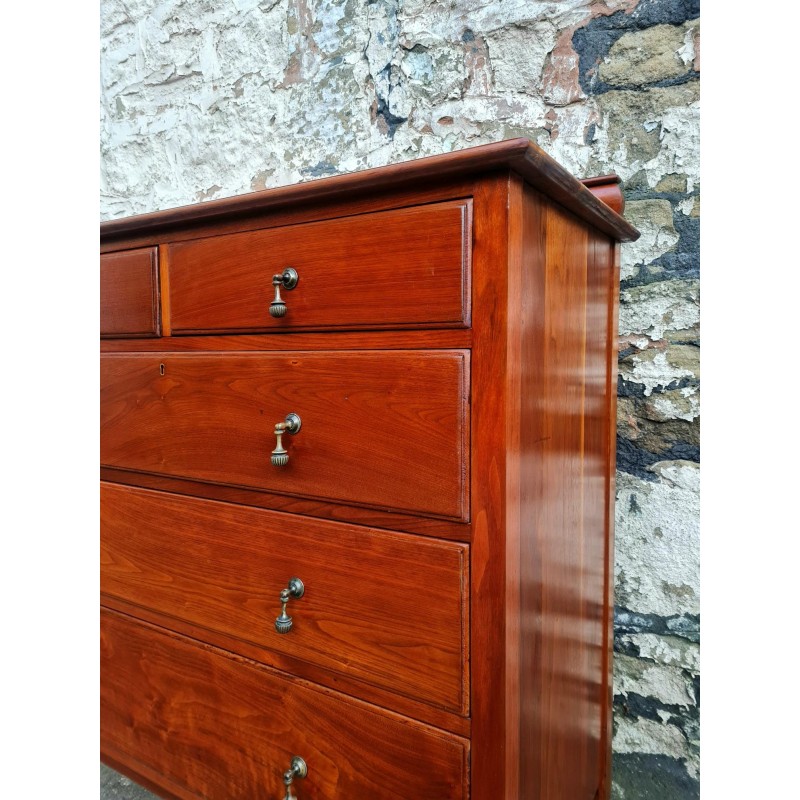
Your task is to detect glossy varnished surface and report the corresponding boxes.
[168,200,470,333]
[99,139,637,800]
[100,350,469,520]
[101,483,469,714]
[101,609,469,800]
[517,189,615,798]
[100,247,160,337]
[467,173,521,799]
[100,138,637,245]
[581,175,625,215]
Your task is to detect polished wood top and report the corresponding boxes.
[100,138,639,243]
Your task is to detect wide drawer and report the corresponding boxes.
[101,609,469,800]
[167,200,470,333]
[101,483,469,714]
[100,351,469,520]
[101,247,160,337]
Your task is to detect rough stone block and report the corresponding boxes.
[599,22,699,87]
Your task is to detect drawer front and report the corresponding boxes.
[101,247,160,337]
[101,609,469,800]
[100,351,469,520]
[167,200,470,333]
[101,483,469,714]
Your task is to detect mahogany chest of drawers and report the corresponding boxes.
[100,138,638,800]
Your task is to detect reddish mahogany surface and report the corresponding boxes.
[100,247,160,337]
[101,609,469,800]
[516,191,614,798]
[581,174,626,215]
[101,483,469,714]
[100,138,637,243]
[100,138,639,800]
[100,350,469,520]
[168,200,470,333]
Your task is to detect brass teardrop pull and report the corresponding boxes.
[282,756,307,799]
[275,577,304,634]
[269,267,298,318]
[271,413,301,467]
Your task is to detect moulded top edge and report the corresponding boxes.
[100,138,640,243]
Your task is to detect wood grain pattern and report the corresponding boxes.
[99,466,471,542]
[100,350,469,520]
[100,138,638,245]
[517,190,610,800]
[598,235,622,800]
[168,200,470,333]
[101,608,469,800]
[102,180,480,255]
[580,175,625,215]
[98,140,636,800]
[100,247,160,337]
[158,245,171,336]
[100,329,472,353]
[101,482,469,714]
[102,593,471,737]
[468,172,520,800]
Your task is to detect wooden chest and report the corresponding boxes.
[100,138,639,799]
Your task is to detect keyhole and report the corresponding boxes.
[159,363,165,375]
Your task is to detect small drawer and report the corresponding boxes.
[101,609,469,800]
[100,350,469,520]
[101,483,468,714]
[100,247,160,337]
[167,200,470,333]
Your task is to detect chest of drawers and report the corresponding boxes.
[100,138,638,800]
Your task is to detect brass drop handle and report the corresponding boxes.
[275,577,305,634]
[271,413,302,467]
[282,756,307,799]
[270,267,299,318]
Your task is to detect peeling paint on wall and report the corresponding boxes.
[100,1,700,796]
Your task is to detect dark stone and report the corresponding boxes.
[617,374,699,399]
[617,435,659,478]
[615,691,699,727]
[620,205,700,289]
[304,160,337,177]
[630,0,701,28]
[375,96,407,138]
[615,606,700,642]
[462,28,475,42]
[620,415,700,460]
[612,752,699,799]
[373,65,407,139]
[616,434,699,479]
[573,0,700,95]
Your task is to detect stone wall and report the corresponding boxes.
[100,1,700,796]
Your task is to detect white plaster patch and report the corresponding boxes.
[647,390,699,422]
[400,0,590,43]
[677,24,697,66]
[615,654,695,707]
[644,101,700,192]
[619,199,679,281]
[619,279,700,340]
[613,716,690,761]
[615,463,700,617]
[486,21,558,94]
[621,633,700,672]
[621,350,694,396]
